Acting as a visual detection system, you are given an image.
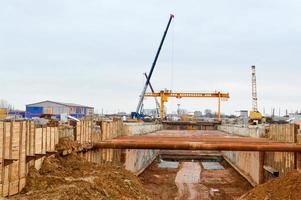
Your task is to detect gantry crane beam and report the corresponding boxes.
[144,91,230,120]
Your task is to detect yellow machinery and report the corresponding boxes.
[250,65,262,122]
[0,108,8,120]
[250,111,262,121]
[144,90,230,120]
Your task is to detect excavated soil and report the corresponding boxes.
[239,170,301,200]
[55,137,81,152]
[11,138,150,200]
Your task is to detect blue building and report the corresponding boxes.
[26,100,94,118]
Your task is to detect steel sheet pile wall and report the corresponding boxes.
[0,121,59,196]
[264,124,300,181]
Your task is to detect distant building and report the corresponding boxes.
[26,100,94,118]
[194,111,203,117]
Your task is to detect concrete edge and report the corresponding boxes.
[134,151,159,176]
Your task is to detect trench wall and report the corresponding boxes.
[264,124,300,181]
[122,123,162,136]
[123,123,162,175]
[219,124,301,186]
[0,118,123,197]
[218,125,266,186]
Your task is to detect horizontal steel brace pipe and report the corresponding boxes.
[93,141,301,152]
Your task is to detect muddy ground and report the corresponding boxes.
[140,160,252,200]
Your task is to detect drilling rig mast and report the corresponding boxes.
[250,65,262,122]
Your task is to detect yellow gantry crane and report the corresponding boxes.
[144,90,230,120]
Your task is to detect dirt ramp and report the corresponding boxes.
[239,170,301,200]
[12,153,150,200]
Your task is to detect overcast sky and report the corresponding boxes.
[1,0,300,115]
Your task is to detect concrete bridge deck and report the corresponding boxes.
[94,130,301,152]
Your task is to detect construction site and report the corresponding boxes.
[1,2,301,200]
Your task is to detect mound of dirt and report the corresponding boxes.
[239,170,301,200]
[13,154,150,200]
[55,137,81,153]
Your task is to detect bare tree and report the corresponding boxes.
[0,99,14,110]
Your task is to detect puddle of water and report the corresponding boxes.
[202,162,225,170]
[159,160,179,169]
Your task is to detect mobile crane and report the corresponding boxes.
[131,14,174,119]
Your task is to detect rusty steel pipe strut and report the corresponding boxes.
[93,141,301,152]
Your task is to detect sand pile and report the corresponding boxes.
[239,170,301,200]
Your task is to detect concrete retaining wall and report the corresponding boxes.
[218,125,266,186]
[123,123,162,175]
[122,122,162,136]
[218,124,266,138]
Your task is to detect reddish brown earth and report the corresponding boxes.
[139,161,178,200]
[239,170,301,200]
[200,161,252,200]
[140,160,252,200]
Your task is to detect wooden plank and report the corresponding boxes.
[35,128,43,154]
[2,122,11,196]
[11,122,20,160]
[297,132,301,170]
[28,122,36,168]
[54,127,59,147]
[18,121,26,193]
[4,122,10,160]
[0,122,4,196]
[46,127,51,152]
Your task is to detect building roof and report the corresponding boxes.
[26,100,94,109]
